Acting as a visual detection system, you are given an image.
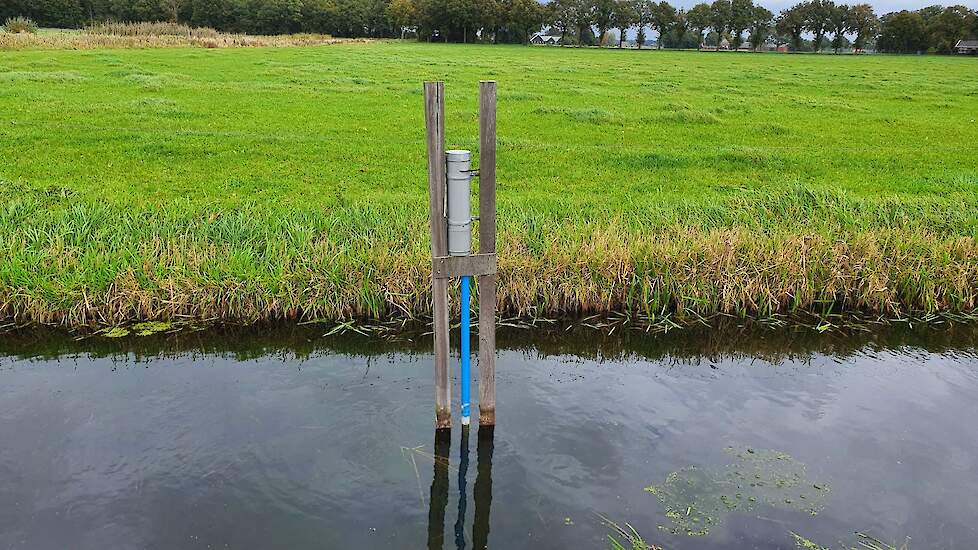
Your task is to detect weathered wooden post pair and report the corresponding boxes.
[424,80,497,430]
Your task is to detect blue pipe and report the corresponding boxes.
[460,275,471,426]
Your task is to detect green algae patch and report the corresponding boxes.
[132,321,173,336]
[97,321,175,338]
[645,447,829,537]
[101,327,130,338]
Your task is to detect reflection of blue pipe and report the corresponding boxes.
[460,275,471,426]
[453,428,470,550]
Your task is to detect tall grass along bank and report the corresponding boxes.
[0,22,352,50]
[0,43,976,326]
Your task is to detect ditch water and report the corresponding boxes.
[1,323,977,550]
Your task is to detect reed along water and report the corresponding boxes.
[1,323,976,549]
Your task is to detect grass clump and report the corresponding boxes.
[3,16,38,34]
[657,109,721,125]
[0,70,87,82]
[534,105,618,124]
[602,516,662,550]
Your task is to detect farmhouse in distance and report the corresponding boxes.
[956,39,978,54]
[530,32,563,45]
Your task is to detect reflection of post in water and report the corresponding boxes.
[426,426,494,550]
[472,425,494,550]
[427,429,452,550]
[454,428,470,550]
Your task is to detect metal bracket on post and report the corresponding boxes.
[432,254,497,279]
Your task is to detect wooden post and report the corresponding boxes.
[425,81,451,430]
[477,81,497,427]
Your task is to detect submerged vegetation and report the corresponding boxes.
[0,42,976,326]
[603,523,910,550]
[791,532,911,549]
[613,446,908,549]
[644,448,829,537]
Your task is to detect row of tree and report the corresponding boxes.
[4,0,978,52]
[2,0,399,36]
[877,5,977,53]
[541,0,876,51]
[543,0,977,53]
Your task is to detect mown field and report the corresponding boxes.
[1,42,977,325]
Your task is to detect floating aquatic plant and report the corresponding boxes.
[790,531,911,550]
[645,447,830,537]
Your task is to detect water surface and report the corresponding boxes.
[1,324,977,549]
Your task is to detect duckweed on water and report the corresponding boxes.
[99,321,175,338]
[131,321,173,336]
[644,447,829,537]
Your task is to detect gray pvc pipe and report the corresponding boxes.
[446,150,472,257]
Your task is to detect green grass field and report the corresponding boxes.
[1,41,976,325]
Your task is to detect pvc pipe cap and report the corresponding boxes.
[446,149,470,161]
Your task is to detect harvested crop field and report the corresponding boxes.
[0,41,976,325]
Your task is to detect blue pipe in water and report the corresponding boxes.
[460,275,471,426]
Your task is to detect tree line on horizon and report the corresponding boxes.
[4,0,977,53]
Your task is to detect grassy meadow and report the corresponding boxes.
[1,41,977,325]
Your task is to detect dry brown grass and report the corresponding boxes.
[0,27,363,50]
[0,224,974,327]
[496,226,978,319]
[85,21,223,37]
